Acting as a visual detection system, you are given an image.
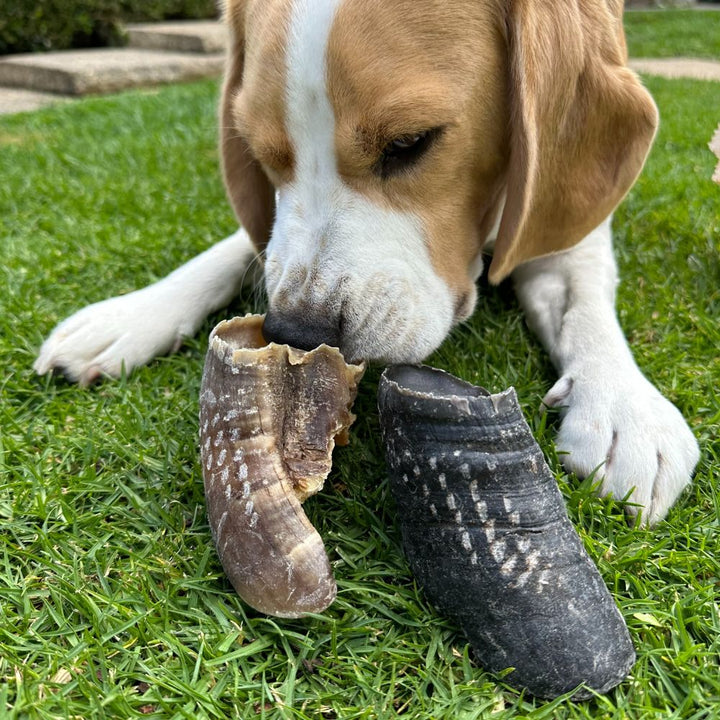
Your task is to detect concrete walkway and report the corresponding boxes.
[628,57,720,81]
[0,20,719,116]
[0,21,225,114]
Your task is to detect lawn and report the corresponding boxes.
[624,8,720,59]
[1,59,720,720]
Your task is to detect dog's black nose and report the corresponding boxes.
[262,309,341,351]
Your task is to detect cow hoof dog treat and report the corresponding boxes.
[199,325,634,698]
[199,314,364,618]
[377,365,635,700]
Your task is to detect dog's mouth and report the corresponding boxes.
[262,245,464,365]
[262,267,477,364]
[261,297,458,366]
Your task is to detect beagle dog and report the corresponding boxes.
[35,0,699,525]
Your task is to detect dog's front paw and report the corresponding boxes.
[34,287,189,386]
[544,369,700,525]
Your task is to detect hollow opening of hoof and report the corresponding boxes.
[213,315,268,351]
[384,365,491,401]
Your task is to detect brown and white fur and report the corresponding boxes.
[35,0,699,525]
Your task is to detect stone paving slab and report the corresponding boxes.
[0,48,224,96]
[629,57,720,81]
[0,86,70,114]
[125,20,227,54]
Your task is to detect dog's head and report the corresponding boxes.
[220,0,657,363]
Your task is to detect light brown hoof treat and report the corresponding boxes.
[199,314,364,618]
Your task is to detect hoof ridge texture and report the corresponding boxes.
[378,365,635,699]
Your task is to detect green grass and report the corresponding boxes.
[624,9,720,59]
[1,73,719,719]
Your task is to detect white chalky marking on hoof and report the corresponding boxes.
[249,512,259,528]
[202,419,209,434]
[224,409,240,422]
[438,474,447,490]
[203,437,211,453]
[430,503,438,518]
[422,484,430,497]
[475,500,488,521]
[230,428,241,442]
[460,463,470,479]
[205,454,213,471]
[510,569,532,589]
[224,483,232,500]
[453,450,461,457]
[402,473,409,484]
[233,449,244,463]
[238,464,248,480]
[503,497,513,513]
[213,430,224,447]
[484,519,495,544]
[500,554,518,577]
[446,493,456,510]
[486,458,497,471]
[403,449,412,459]
[243,481,251,498]
[461,530,472,552]
[413,465,421,477]
[245,500,254,516]
[490,539,506,564]
[517,536,531,554]
[216,510,229,539]
[525,549,540,571]
[508,511,520,526]
[429,457,437,470]
[470,552,478,566]
[220,466,230,484]
[538,569,552,590]
[211,412,221,427]
[201,389,216,406]
[469,480,479,503]
[216,448,227,466]
[455,511,463,524]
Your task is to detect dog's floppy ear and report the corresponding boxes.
[220,2,275,251]
[488,0,658,284]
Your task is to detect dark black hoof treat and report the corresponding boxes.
[378,365,635,700]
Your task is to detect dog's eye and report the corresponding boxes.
[390,133,425,152]
[378,128,441,178]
